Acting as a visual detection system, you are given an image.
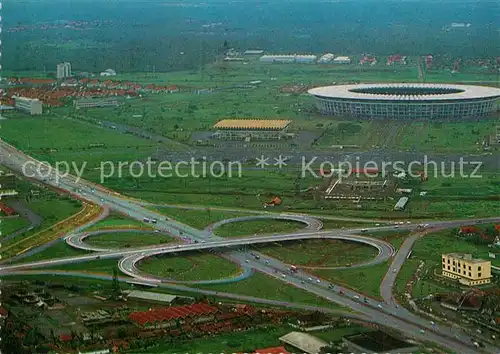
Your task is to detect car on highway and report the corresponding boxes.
[265,260,270,264]
[281,274,286,278]
[316,279,320,283]
[245,260,249,263]
[353,295,360,300]
[392,268,397,273]
[377,304,382,308]
[308,277,313,282]
[361,228,368,232]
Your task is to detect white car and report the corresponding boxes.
[245,260,249,263]
[308,277,313,281]
[392,268,397,273]
[316,279,321,283]
[377,304,382,308]
[354,295,360,300]
[282,274,286,278]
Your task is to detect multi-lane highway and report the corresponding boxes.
[1,138,499,353]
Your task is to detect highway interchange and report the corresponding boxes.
[1,138,500,353]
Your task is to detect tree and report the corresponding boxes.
[112,267,121,298]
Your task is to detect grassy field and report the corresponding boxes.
[138,251,242,281]
[253,239,378,268]
[198,272,343,309]
[153,207,250,229]
[86,213,154,231]
[10,241,88,263]
[0,116,158,169]
[297,230,413,299]
[132,324,371,354]
[86,231,173,249]
[1,217,29,236]
[315,261,391,299]
[110,166,500,221]
[215,219,305,237]
[394,227,499,299]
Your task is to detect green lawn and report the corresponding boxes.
[131,324,371,353]
[86,214,153,231]
[52,258,120,274]
[123,184,500,221]
[215,219,305,237]
[138,252,242,281]
[1,217,29,236]
[0,116,158,170]
[2,195,83,249]
[10,241,88,264]
[86,231,173,249]
[314,261,391,299]
[408,228,499,267]
[130,325,295,354]
[395,227,499,299]
[253,239,378,268]
[153,207,250,229]
[198,272,343,309]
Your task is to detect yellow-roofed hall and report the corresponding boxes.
[212,119,292,140]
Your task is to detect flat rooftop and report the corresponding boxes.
[214,119,292,130]
[444,253,488,264]
[344,330,416,352]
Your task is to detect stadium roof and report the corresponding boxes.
[308,83,500,101]
[214,119,292,130]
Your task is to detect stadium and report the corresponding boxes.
[308,83,500,121]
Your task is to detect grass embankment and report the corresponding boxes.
[1,217,29,236]
[86,232,173,249]
[2,200,99,260]
[86,214,154,231]
[138,252,242,281]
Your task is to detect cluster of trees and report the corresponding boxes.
[4,1,498,73]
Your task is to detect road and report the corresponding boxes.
[1,138,499,353]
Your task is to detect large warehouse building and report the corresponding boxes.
[308,83,500,120]
[212,119,292,140]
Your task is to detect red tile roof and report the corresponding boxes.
[59,334,73,342]
[254,347,290,354]
[0,202,16,216]
[0,306,8,317]
[128,303,217,326]
[460,226,479,234]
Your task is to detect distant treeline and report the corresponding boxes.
[3,0,498,73]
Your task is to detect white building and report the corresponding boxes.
[259,54,316,63]
[295,55,317,63]
[394,196,409,211]
[318,53,335,63]
[56,62,72,79]
[13,96,43,115]
[100,69,117,77]
[244,49,264,55]
[333,56,351,64]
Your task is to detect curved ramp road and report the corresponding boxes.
[117,232,394,282]
[205,214,323,234]
[1,139,500,353]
